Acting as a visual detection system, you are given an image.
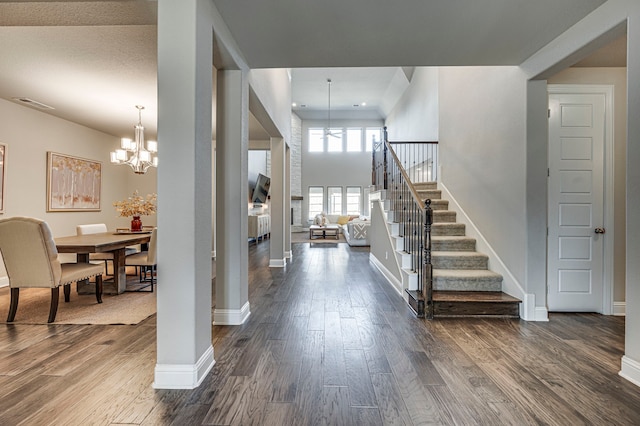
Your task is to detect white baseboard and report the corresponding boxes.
[620,356,640,388]
[269,258,286,268]
[213,301,251,325]
[153,344,215,389]
[369,253,403,297]
[519,293,548,321]
[212,250,216,259]
[0,277,8,288]
[285,250,292,259]
[614,302,626,316]
[534,306,549,321]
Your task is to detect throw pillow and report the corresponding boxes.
[337,215,350,225]
[314,214,323,226]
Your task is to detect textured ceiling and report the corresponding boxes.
[0,0,620,140]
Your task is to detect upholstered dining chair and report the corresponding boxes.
[0,217,104,323]
[76,223,137,275]
[125,227,157,292]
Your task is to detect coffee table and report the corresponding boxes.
[309,224,340,240]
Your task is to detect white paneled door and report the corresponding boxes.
[548,91,606,312]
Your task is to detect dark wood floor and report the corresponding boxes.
[0,241,639,425]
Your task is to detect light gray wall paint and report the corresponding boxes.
[519,0,640,377]
[548,67,627,303]
[301,119,382,224]
[438,66,528,289]
[385,67,439,141]
[248,68,291,143]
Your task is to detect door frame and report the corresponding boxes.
[547,84,615,314]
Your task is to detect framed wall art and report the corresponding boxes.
[0,144,5,213]
[47,152,101,212]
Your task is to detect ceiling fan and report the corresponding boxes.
[325,78,343,138]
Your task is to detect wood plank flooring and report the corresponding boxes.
[0,241,639,425]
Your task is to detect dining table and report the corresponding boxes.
[55,231,151,295]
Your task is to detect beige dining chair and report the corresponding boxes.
[125,227,157,292]
[0,217,104,323]
[76,223,137,275]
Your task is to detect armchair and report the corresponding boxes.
[0,217,103,323]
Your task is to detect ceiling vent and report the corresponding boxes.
[12,97,55,110]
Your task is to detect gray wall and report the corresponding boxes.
[438,66,528,292]
[384,67,439,141]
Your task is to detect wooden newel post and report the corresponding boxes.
[423,198,433,319]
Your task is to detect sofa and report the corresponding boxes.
[312,213,371,246]
[342,220,371,246]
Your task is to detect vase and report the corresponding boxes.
[131,215,142,232]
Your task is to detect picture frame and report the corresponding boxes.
[0,144,5,213]
[47,152,101,212]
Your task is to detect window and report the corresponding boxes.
[346,128,362,152]
[326,130,343,152]
[365,127,382,152]
[346,187,362,215]
[327,187,342,215]
[308,186,324,219]
[308,128,324,152]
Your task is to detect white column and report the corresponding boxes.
[621,10,640,387]
[285,145,292,259]
[269,137,286,267]
[154,0,214,389]
[214,69,251,325]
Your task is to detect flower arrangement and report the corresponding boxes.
[113,191,157,217]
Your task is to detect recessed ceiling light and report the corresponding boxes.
[12,97,55,110]
[292,102,297,107]
[361,102,367,106]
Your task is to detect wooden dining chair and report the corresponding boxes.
[0,217,104,323]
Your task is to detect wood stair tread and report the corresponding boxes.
[433,291,521,303]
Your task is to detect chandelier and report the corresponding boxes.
[110,105,157,174]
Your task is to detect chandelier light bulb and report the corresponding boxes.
[110,105,158,174]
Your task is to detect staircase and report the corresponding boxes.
[387,182,521,319]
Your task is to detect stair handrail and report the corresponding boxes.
[382,132,435,318]
[384,138,425,210]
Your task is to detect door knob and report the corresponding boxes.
[595,227,605,234]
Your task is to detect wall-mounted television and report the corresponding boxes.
[251,173,271,204]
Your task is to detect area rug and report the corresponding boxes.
[0,286,156,325]
[291,231,346,244]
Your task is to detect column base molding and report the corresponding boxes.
[213,301,251,325]
[153,345,215,389]
[620,356,640,388]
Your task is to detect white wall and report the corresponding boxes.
[0,98,155,280]
[301,119,382,224]
[548,67,627,304]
